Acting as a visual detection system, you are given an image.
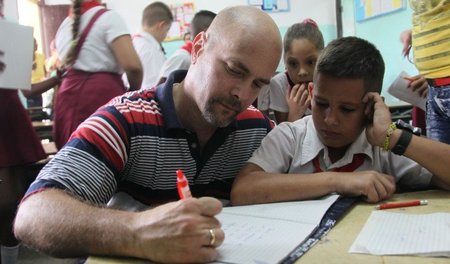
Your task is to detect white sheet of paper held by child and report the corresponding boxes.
[387,71,426,111]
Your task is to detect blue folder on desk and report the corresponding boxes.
[280,197,357,264]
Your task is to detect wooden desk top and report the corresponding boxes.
[87,190,450,264]
[299,190,450,264]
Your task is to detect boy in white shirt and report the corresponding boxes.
[124,2,173,89]
[232,36,450,205]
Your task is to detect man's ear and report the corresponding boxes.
[191,32,206,64]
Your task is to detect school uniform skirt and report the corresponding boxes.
[53,69,126,149]
[0,90,46,168]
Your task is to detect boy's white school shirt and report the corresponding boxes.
[248,116,432,189]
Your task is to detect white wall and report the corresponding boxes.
[40,0,337,37]
[4,0,19,20]
[103,0,336,35]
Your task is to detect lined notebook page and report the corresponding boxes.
[215,194,339,264]
[350,211,450,257]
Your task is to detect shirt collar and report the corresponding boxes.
[299,116,374,167]
[155,70,187,129]
[135,31,160,48]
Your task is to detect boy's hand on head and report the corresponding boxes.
[363,92,392,148]
[334,171,396,203]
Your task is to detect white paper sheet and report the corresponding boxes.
[0,20,34,90]
[349,211,450,257]
[387,71,426,111]
[216,194,339,264]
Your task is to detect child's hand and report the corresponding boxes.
[286,82,311,121]
[400,29,412,57]
[404,75,428,98]
[334,171,396,203]
[0,50,5,73]
[363,92,392,148]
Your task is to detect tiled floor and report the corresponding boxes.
[17,245,79,264]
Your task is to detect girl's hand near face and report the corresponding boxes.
[286,82,311,122]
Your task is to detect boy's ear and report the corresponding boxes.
[191,32,206,64]
[157,21,168,30]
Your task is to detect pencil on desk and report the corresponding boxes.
[375,199,428,210]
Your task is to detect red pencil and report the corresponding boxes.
[375,199,428,210]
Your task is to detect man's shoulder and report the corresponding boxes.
[236,106,274,128]
[105,88,164,124]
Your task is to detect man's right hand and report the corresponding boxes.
[133,197,224,263]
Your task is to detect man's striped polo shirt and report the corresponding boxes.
[25,70,274,205]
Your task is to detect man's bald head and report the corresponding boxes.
[205,6,281,62]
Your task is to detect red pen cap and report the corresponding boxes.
[176,169,184,179]
[177,169,187,187]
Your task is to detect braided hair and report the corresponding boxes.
[63,0,82,67]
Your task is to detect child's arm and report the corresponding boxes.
[364,92,450,190]
[231,162,396,205]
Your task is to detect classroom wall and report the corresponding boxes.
[44,0,338,72]
[23,0,418,105]
[341,0,418,105]
[105,0,337,72]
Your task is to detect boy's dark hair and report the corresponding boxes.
[142,2,173,27]
[315,36,385,93]
[191,10,216,39]
[284,19,324,54]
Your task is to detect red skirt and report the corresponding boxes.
[0,90,46,168]
[53,69,126,149]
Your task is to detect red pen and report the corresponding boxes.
[176,169,192,199]
[375,199,428,210]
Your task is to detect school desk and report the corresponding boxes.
[86,189,450,264]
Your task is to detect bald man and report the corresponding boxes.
[14,6,282,263]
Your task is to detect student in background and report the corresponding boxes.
[231,37,450,206]
[258,19,324,123]
[53,0,143,149]
[0,38,65,264]
[183,31,191,43]
[125,1,173,89]
[400,1,450,144]
[0,48,47,264]
[157,10,216,85]
[27,38,46,108]
[41,40,62,118]
[14,6,282,263]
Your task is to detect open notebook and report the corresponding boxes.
[215,194,339,264]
